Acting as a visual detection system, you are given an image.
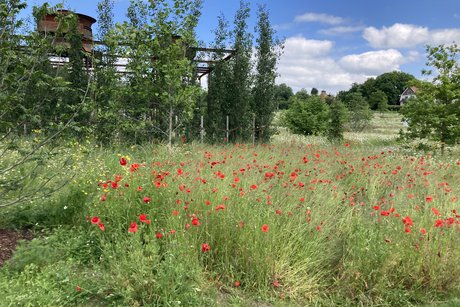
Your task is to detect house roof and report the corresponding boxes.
[401,86,417,96]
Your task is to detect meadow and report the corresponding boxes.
[0,112,459,306]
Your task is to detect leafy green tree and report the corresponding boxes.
[400,44,460,153]
[252,4,280,142]
[359,77,376,100]
[91,0,121,144]
[273,83,293,109]
[327,99,349,142]
[310,87,319,96]
[282,96,330,136]
[345,92,373,131]
[294,88,310,100]
[369,90,388,111]
[1,2,84,208]
[110,0,202,145]
[374,71,415,105]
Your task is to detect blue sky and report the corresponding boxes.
[22,0,460,93]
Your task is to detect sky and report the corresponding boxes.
[21,0,460,94]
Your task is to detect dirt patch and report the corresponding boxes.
[0,229,34,267]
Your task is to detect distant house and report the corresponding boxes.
[399,86,417,105]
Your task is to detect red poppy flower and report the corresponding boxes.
[201,243,211,252]
[98,223,105,231]
[192,217,200,226]
[261,224,269,233]
[139,214,151,224]
[426,196,433,202]
[434,219,444,228]
[128,222,138,233]
[420,228,427,235]
[234,281,241,287]
[156,232,163,239]
[431,208,441,216]
[91,216,101,225]
[402,216,413,227]
[143,196,151,203]
[120,157,127,166]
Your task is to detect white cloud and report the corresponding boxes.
[277,36,373,94]
[338,49,404,75]
[363,23,460,48]
[318,26,364,36]
[282,36,333,59]
[363,23,429,48]
[431,29,460,45]
[294,13,346,25]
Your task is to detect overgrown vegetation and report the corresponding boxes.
[1,0,460,306]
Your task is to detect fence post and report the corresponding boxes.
[252,114,256,145]
[200,115,204,143]
[226,115,229,143]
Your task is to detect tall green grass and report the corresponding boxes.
[1,116,459,305]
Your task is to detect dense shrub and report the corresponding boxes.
[282,96,330,136]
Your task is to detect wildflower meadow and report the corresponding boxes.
[1,113,459,306]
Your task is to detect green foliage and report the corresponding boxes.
[206,14,230,142]
[400,44,460,152]
[294,88,310,100]
[283,96,330,136]
[274,83,293,110]
[327,99,348,142]
[252,4,280,143]
[374,71,415,104]
[345,92,373,131]
[337,71,415,109]
[369,90,388,111]
[227,0,253,142]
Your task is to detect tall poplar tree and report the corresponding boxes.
[252,4,279,142]
[228,0,252,142]
[206,14,230,142]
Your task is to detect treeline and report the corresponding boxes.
[274,71,416,112]
[0,0,280,145]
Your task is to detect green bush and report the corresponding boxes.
[282,96,330,136]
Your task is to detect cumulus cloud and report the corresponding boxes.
[282,36,333,59]
[363,23,460,48]
[318,26,364,36]
[277,36,373,93]
[338,49,404,74]
[294,12,346,25]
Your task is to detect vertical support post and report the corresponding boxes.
[226,115,229,143]
[200,115,204,143]
[252,114,256,146]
